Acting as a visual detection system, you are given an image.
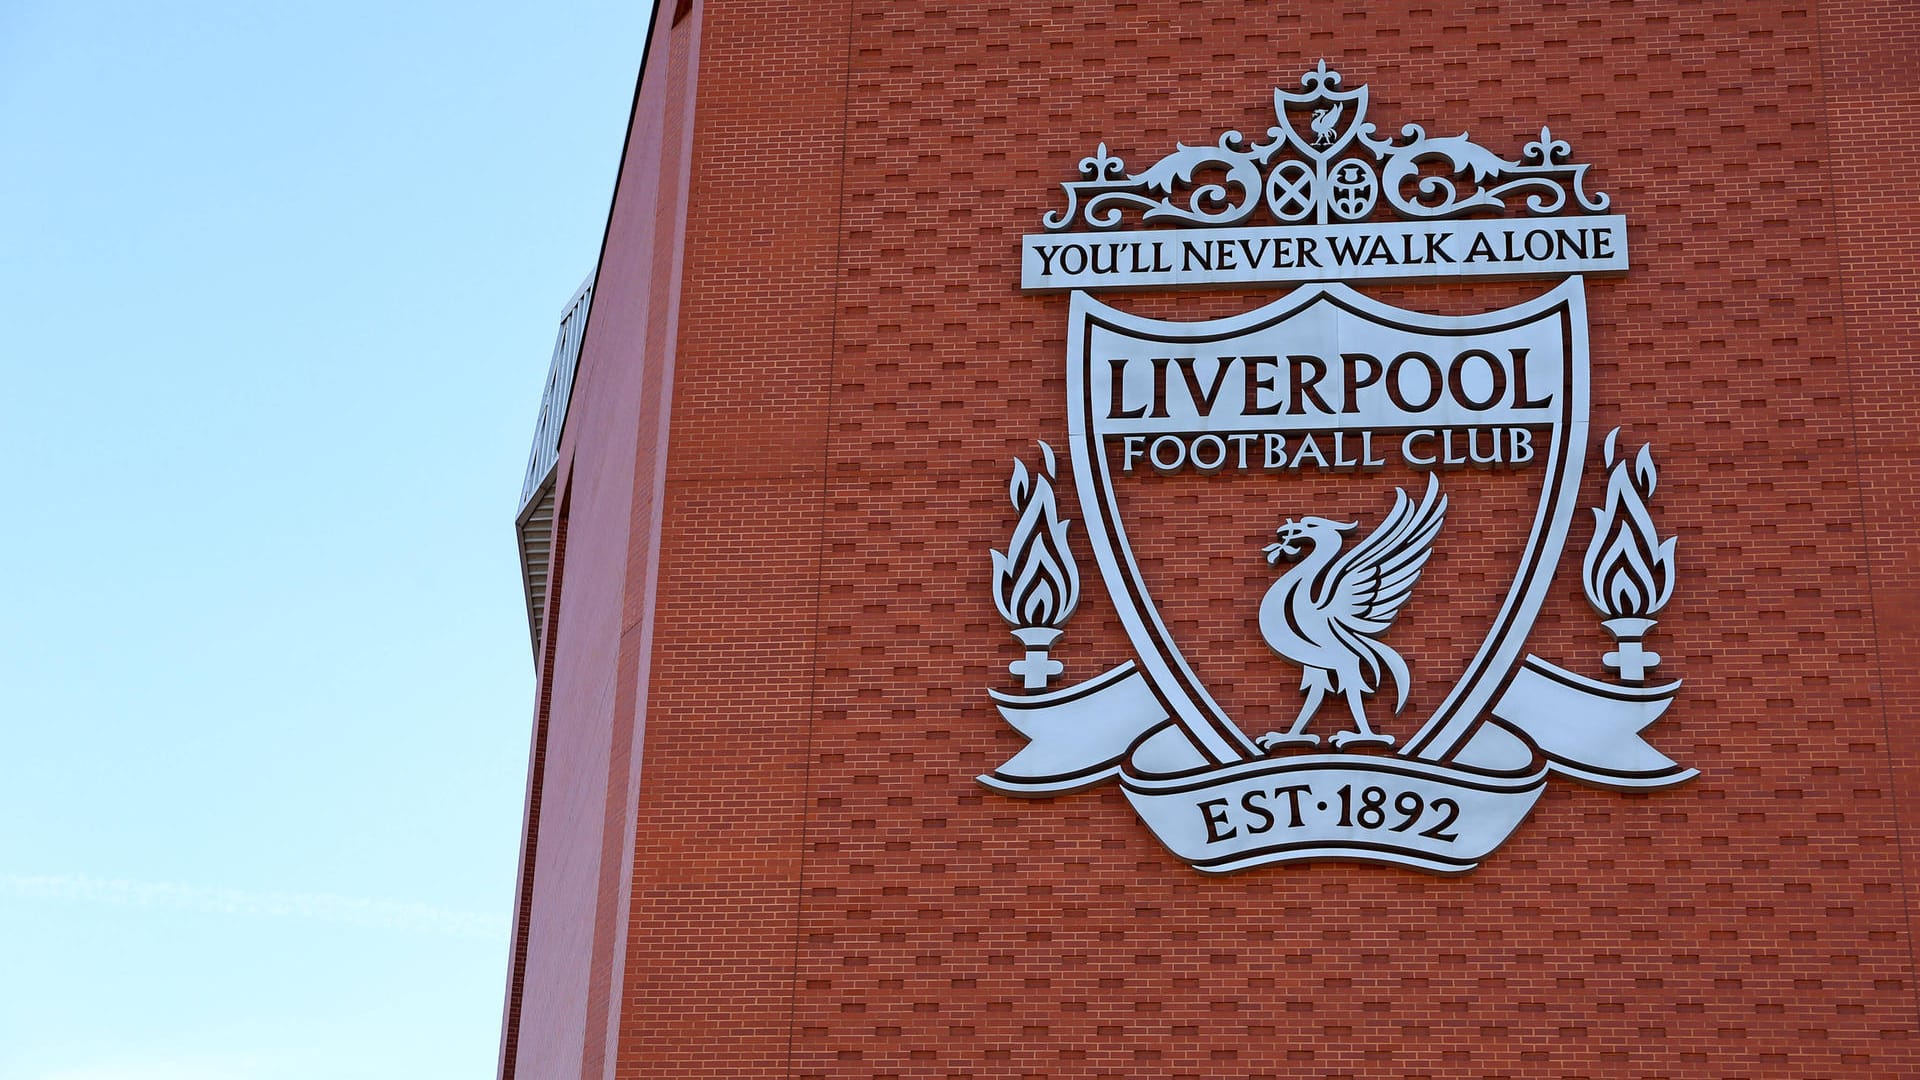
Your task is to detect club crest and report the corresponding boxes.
[982,66,1692,876]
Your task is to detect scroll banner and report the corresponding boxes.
[979,658,1691,874]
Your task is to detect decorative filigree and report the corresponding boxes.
[1043,61,1610,232]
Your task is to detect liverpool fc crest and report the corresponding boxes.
[982,66,1691,875]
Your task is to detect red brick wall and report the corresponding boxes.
[508,2,1920,1076]
[1822,6,1920,1043]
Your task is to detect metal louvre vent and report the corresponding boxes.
[519,275,594,513]
[516,274,594,653]
[516,484,559,655]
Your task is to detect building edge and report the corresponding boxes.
[496,0,671,1075]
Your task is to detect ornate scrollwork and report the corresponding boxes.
[1042,65,1611,232]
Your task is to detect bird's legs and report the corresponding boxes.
[1257,684,1325,752]
[1329,685,1395,750]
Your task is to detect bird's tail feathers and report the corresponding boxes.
[1380,643,1412,712]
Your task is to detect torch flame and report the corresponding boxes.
[992,442,1080,629]
[1582,429,1676,619]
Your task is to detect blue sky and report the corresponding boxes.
[0,2,648,1076]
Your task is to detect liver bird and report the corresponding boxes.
[1309,103,1344,148]
[1256,475,1446,751]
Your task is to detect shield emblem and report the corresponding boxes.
[1066,280,1589,776]
[1271,61,1369,163]
[984,278,1691,873]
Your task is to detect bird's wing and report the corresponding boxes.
[1316,102,1344,133]
[1320,474,1447,636]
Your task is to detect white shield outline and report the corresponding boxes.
[1064,279,1590,769]
[1272,72,1369,165]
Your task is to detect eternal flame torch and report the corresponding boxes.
[991,442,1081,690]
[1581,429,1677,683]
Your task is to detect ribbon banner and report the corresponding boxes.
[979,657,1689,875]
